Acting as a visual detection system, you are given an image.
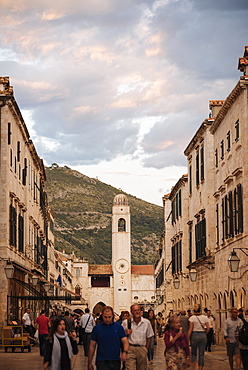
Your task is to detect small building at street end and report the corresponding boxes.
[154,46,248,346]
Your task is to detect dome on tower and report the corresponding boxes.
[113,194,129,206]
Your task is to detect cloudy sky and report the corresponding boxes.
[1,0,247,205]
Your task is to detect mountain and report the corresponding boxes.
[45,165,164,264]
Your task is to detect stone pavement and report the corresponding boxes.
[0,337,235,369]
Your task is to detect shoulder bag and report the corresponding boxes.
[81,315,91,335]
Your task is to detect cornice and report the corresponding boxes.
[184,119,214,157]
[210,80,248,134]
[169,174,188,200]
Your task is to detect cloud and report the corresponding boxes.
[0,0,247,175]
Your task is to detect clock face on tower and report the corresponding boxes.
[115,258,129,273]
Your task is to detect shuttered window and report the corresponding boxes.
[196,152,199,186]
[195,218,206,260]
[200,146,204,181]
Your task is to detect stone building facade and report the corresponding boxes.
[0,77,81,327]
[155,46,248,345]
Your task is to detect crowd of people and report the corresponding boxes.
[21,304,248,370]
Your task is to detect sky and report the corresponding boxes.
[0,0,247,206]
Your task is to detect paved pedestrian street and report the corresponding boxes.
[0,337,233,369]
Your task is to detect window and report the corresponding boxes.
[9,204,17,247]
[221,184,243,242]
[22,158,27,186]
[189,165,192,195]
[10,149,13,167]
[172,240,182,274]
[216,204,219,246]
[8,122,11,145]
[196,151,200,186]
[220,140,224,160]
[227,131,231,152]
[118,218,126,232]
[171,199,175,224]
[178,189,182,217]
[215,149,218,168]
[222,190,236,240]
[234,184,243,234]
[189,227,193,264]
[17,141,21,162]
[195,218,206,260]
[235,120,239,142]
[18,213,24,253]
[200,146,204,181]
[156,268,164,288]
[171,190,182,224]
[76,269,81,277]
[91,276,110,287]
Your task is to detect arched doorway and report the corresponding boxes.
[93,302,106,315]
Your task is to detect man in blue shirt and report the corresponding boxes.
[88,306,129,370]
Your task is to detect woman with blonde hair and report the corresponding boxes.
[164,315,190,369]
[188,304,210,370]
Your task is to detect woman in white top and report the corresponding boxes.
[188,304,210,370]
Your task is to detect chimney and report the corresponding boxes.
[238,46,248,75]
[209,100,225,118]
[0,77,14,96]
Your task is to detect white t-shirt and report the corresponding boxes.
[22,312,31,326]
[122,317,154,346]
[189,315,208,331]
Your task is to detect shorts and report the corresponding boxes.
[226,342,240,357]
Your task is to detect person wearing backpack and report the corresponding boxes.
[235,309,248,370]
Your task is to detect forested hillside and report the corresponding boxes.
[45,165,164,264]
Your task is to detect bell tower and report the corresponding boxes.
[112,194,132,313]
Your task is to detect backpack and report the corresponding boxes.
[238,318,248,345]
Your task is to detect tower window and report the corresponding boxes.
[118,218,126,232]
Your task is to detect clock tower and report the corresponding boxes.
[112,194,132,313]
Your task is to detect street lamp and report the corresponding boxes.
[44,283,50,292]
[189,268,197,282]
[32,276,39,286]
[228,250,240,272]
[4,260,15,279]
[173,277,180,289]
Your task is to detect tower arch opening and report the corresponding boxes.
[118,218,126,232]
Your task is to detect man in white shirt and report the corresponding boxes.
[224,308,241,370]
[22,308,32,335]
[122,304,154,370]
[80,308,95,357]
[206,310,215,352]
